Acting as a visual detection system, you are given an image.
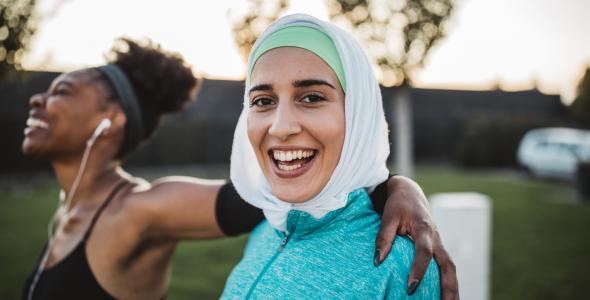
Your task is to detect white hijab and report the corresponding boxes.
[230,14,390,232]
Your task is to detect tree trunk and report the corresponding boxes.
[392,86,414,178]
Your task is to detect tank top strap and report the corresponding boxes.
[83,181,129,240]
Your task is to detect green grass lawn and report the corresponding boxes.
[1,165,589,299]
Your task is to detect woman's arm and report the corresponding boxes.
[132,174,458,300]
[128,176,265,240]
[128,176,226,240]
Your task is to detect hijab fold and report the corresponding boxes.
[230,14,390,232]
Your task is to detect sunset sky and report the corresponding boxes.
[21,0,590,104]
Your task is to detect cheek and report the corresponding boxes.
[247,113,267,157]
[326,116,345,165]
[309,106,345,156]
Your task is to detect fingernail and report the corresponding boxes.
[373,249,382,267]
[407,279,420,295]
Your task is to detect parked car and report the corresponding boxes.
[517,127,590,180]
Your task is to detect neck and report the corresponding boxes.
[51,147,123,212]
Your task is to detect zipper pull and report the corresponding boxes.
[278,234,290,252]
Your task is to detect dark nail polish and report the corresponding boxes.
[373,249,382,267]
[407,279,420,295]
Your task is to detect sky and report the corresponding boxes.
[21,0,590,104]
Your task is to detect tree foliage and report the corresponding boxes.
[326,0,454,86]
[570,67,590,125]
[0,0,37,79]
[229,0,288,63]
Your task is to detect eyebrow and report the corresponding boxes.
[249,79,336,94]
[57,81,74,88]
[293,79,336,90]
[50,80,74,91]
[248,83,273,94]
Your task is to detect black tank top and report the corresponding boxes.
[23,181,128,300]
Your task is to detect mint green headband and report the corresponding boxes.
[250,26,346,90]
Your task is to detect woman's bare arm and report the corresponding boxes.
[126,173,459,300]
[128,176,226,240]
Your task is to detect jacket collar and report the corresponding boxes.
[278,188,372,237]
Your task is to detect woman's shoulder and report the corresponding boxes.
[382,235,415,272]
[348,187,370,200]
[382,235,441,299]
[343,188,374,211]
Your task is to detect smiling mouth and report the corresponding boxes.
[268,149,317,174]
[24,117,49,135]
[26,117,49,129]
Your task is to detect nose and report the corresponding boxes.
[268,101,301,141]
[29,93,46,108]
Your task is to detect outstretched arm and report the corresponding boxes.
[371,176,459,300]
[134,173,458,300]
[130,176,265,241]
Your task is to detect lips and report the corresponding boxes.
[24,116,49,135]
[26,117,49,129]
[268,148,317,178]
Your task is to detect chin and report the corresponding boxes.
[22,139,45,158]
[270,182,316,203]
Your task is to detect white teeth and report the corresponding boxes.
[277,162,303,171]
[271,150,315,162]
[272,149,314,172]
[26,117,48,129]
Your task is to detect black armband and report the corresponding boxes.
[215,181,265,236]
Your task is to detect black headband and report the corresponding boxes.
[97,64,144,156]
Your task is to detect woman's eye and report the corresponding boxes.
[250,98,275,107]
[50,88,68,96]
[301,94,325,104]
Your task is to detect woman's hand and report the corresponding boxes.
[374,176,459,300]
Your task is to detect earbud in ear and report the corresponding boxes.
[95,118,111,136]
[89,118,112,143]
[99,118,112,131]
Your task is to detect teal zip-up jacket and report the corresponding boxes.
[221,189,440,299]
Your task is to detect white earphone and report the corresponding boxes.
[28,117,113,300]
[88,118,112,146]
[93,118,112,138]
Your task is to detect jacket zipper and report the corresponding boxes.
[245,218,298,299]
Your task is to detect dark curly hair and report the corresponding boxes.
[98,38,198,158]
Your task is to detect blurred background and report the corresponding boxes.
[1,0,590,299]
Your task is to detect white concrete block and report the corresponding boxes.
[429,192,492,300]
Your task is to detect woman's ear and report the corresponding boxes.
[102,109,126,137]
[111,111,127,134]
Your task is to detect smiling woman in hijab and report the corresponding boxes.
[223,14,441,299]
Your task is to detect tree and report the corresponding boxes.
[0,0,37,79]
[228,0,288,63]
[570,66,590,126]
[327,0,455,177]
